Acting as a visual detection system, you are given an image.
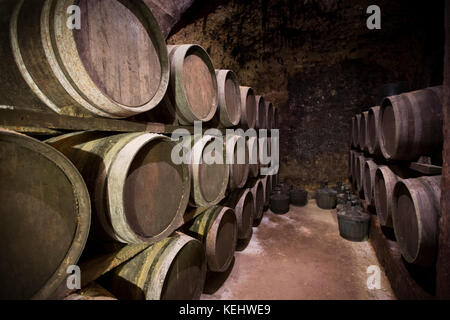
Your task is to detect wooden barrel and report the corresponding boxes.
[64,283,117,301]
[363,159,382,205]
[225,135,249,190]
[359,111,369,152]
[224,189,254,240]
[187,206,237,272]
[374,165,419,227]
[392,175,441,266]
[248,179,265,222]
[379,86,443,160]
[165,44,218,125]
[0,129,90,300]
[239,86,257,129]
[255,95,267,130]
[247,136,259,178]
[355,154,371,194]
[108,233,206,300]
[190,135,229,207]
[0,0,169,118]
[351,151,362,190]
[214,70,241,127]
[266,102,274,130]
[47,131,190,244]
[367,106,382,155]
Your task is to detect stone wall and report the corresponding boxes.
[168,0,445,190]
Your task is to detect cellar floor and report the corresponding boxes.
[201,200,395,300]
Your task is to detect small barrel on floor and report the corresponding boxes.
[107,233,206,300]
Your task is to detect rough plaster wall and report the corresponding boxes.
[168,0,444,190]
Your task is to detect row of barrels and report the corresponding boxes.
[0,128,278,299]
[0,0,279,128]
[351,86,443,162]
[348,85,443,268]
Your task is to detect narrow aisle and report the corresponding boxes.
[202,200,395,300]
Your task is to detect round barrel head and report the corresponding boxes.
[0,131,90,299]
[74,0,162,107]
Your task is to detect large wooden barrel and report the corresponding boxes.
[165,44,219,125]
[367,106,382,155]
[247,179,265,222]
[374,165,419,227]
[247,136,259,178]
[363,159,382,205]
[266,102,274,130]
[392,175,441,266]
[224,189,254,240]
[187,206,237,272]
[108,233,206,300]
[359,111,369,152]
[213,70,241,127]
[225,135,249,190]
[47,132,190,244]
[0,0,169,118]
[190,135,229,207]
[239,86,257,129]
[0,129,91,300]
[255,95,267,130]
[379,86,443,161]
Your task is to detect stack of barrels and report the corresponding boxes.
[349,85,443,269]
[0,0,279,300]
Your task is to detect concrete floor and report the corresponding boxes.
[202,200,395,300]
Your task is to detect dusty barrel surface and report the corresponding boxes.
[0,0,169,118]
[239,86,257,129]
[187,206,237,272]
[359,111,369,152]
[247,178,265,222]
[108,233,206,300]
[190,135,229,207]
[363,159,381,205]
[392,175,441,266]
[247,136,259,178]
[379,86,443,161]
[0,130,91,300]
[367,106,382,155]
[165,44,218,124]
[224,189,254,240]
[226,134,249,190]
[255,95,267,130]
[214,70,241,127]
[47,131,190,244]
[374,165,419,227]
